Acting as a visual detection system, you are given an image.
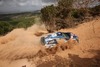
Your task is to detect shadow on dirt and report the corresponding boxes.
[37,50,100,67]
[68,50,100,67]
[37,55,72,67]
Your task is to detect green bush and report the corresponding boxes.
[40,0,100,32]
[0,13,36,35]
[0,21,13,35]
[70,9,85,20]
[55,19,67,30]
[71,9,80,18]
[41,5,57,22]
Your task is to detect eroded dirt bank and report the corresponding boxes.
[0,17,100,67]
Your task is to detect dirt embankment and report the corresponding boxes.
[0,17,100,67]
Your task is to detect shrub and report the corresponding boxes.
[40,0,100,32]
[71,9,80,18]
[89,5,100,16]
[0,21,13,35]
[41,5,57,22]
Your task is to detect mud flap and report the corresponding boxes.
[76,38,79,43]
[41,37,45,45]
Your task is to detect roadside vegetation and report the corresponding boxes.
[0,0,100,35]
[0,13,40,35]
[41,0,100,32]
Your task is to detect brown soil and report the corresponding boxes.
[0,17,100,67]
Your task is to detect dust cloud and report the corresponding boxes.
[0,17,100,67]
[0,24,47,60]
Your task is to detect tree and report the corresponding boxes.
[58,0,74,9]
[56,0,74,18]
[41,5,57,32]
[41,0,100,32]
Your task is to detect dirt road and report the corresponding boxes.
[0,17,100,67]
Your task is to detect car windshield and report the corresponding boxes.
[51,34,64,38]
[46,32,71,39]
[63,33,71,40]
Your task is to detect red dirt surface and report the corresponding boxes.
[0,17,100,67]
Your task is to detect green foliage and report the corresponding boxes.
[55,19,67,30]
[41,5,57,22]
[41,5,57,32]
[70,9,85,19]
[0,21,13,35]
[0,13,37,35]
[41,0,100,32]
[58,0,74,9]
[71,9,80,18]
[41,0,74,32]
[14,16,35,28]
[56,0,74,19]
[56,8,70,19]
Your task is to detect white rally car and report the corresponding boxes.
[41,32,79,48]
